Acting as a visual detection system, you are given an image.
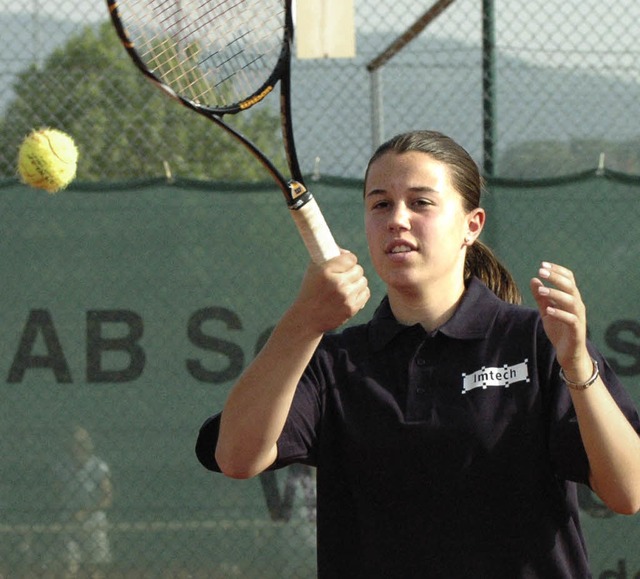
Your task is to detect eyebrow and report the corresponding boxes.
[364,185,440,198]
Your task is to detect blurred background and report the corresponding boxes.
[2,0,640,181]
[0,1,639,577]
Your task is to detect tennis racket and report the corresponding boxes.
[106,0,340,264]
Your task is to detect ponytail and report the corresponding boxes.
[465,241,522,305]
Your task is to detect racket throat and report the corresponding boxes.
[286,180,313,210]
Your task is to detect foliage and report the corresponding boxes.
[0,22,284,182]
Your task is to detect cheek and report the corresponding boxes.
[364,215,379,244]
[364,218,387,267]
[440,208,468,236]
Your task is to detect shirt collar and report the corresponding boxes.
[367,277,503,351]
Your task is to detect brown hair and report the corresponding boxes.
[365,130,522,305]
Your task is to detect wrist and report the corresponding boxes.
[281,306,326,339]
[559,358,600,390]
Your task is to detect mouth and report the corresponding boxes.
[390,245,413,254]
[385,240,418,255]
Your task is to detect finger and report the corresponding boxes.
[540,262,575,279]
[530,274,565,301]
[359,286,371,310]
[536,262,584,308]
[354,274,370,296]
[538,262,577,293]
[534,282,577,311]
[530,277,555,310]
[325,254,366,287]
[345,263,367,284]
[349,278,370,309]
[343,272,369,303]
[324,250,361,274]
[540,306,583,333]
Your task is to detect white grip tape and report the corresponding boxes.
[290,196,340,263]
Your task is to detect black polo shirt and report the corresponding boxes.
[196,278,640,578]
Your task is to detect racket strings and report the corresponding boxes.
[118,0,286,110]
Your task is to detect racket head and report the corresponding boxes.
[106,0,290,116]
[105,0,342,263]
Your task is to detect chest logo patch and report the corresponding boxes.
[461,359,529,393]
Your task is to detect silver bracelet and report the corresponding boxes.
[559,359,600,391]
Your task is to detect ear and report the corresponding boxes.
[464,208,485,245]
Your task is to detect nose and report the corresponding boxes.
[388,202,411,231]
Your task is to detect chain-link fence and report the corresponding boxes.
[1,0,640,182]
[1,1,640,578]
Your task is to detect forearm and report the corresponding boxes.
[565,363,640,514]
[531,264,640,513]
[215,253,369,479]
[215,307,323,479]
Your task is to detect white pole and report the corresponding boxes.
[370,68,384,151]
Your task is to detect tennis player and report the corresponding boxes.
[197,130,640,578]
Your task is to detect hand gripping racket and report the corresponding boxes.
[106,0,340,264]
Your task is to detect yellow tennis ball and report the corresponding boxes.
[17,128,79,194]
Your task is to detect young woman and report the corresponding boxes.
[197,130,640,578]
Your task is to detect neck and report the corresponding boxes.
[388,276,467,332]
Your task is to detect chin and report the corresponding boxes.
[382,270,422,292]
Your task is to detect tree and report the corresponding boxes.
[0,21,284,182]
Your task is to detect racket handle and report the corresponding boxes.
[288,184,341,264]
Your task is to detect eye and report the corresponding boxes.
[369,198,390,210]
[413,197,434,209]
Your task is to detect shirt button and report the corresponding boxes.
[416,358,426,366]
[416,387,425,394]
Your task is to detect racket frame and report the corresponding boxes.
[106,0,340,262]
